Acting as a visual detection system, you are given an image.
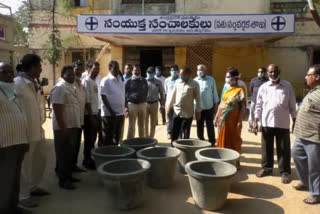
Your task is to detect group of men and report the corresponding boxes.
[249,64,320,205]
[1,52,320,214]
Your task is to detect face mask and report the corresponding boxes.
[225,77,231,84]
[180,76,187,82]
[257,72,264,78]
[147,73,154,80]
[269,76,280,82]
[197,70,204,78]
[171,70,178,78]
[156,70,161,76]
[0,81,15,101]
[132,74,140,79]
[124,74,131,79]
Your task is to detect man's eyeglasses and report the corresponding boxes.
[306,73,318,77]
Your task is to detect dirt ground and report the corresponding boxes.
[31,116,320,214]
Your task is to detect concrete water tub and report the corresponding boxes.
[195,147,240,166]
[185,160,237,211]
[172,139,211,173]
[136,146,181,188]
[97,159,151,210]
[121,138,158,152]
[91,146,136,168]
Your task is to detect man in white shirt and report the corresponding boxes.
[51,66,81,190]
[72,61,87,172]
[14,54,49,208]
[155,66,166,125]
[0,62,29,214]
[82,61,100,169]
[100,61,125,145]
[165,65,179,139]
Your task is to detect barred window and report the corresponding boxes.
[122,0,175,4]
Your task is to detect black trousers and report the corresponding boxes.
[261,127,291,174]
[83,115,98,161]
[196,107,215,145]
[160,107,166,124]
[54,128,77,183]
[171,113,193,142]
[0,144,28,214]
[73,127,83,167]
[101,115,125,146]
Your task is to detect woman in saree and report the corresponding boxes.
[214,67,246,167]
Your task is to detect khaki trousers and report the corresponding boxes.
[127,102,146,139]
[145,102,158,138]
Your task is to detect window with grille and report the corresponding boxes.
[122,0,175,4]
[74,0,87,7]
[186,46,213,77]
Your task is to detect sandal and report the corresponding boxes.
[303,197,320,205]
[19,197,39,208]
[256,169,272,178]
[293,183,308,191]
[281,173,291,184]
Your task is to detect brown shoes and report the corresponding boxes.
[293,183,308,191]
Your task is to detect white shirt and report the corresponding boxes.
[82,71,102,110]
[51,80,81,130]
[14,76,43,143]
[83,76,99,115]
[74,80,87,125]
[0,89,28,148]
[100,73,125,116]
[155,75,166,90]
[164,76,178,108]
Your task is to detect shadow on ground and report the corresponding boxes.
[231,182,283,199]
[216,198,285,214]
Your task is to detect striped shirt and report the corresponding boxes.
[0,88,28,148]
[51,80,81,130]
[14,76,43,143]
[255,80,297,129]
[169,79,201,118]
[294,85,320,143]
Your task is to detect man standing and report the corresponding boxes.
[51,66,81,190]
[194,64,219,146]
[292,64,320,204]
[168,66,201,142]
[124,63,133,82]
[125,64,148,139]
[145,67,165,138]
[254,64,296,184]
[100,61,125,145]
[82,61,100,169]
[0,62,29,214]
[165,65,179,139]
[14,54,49,208]
[155,66,166,125]
[72,61,87,172]
[248,67,268,132]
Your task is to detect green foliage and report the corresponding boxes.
[13,2,30,45]
[57,0,74,17]
[42,28,63,66]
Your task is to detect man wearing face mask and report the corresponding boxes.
[0,62,29,214]
[248,67,268,133]
[254,64,297,184]
[145,67,165,138]
[125,64,148,139]
[168,66,201,143]
[165,65,180,139]
[194,64,219,146]
[155,66,166,125]
[123,63,133,82]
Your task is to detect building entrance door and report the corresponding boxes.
[140,50,162,77]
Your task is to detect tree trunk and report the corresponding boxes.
[52,0,56,85]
